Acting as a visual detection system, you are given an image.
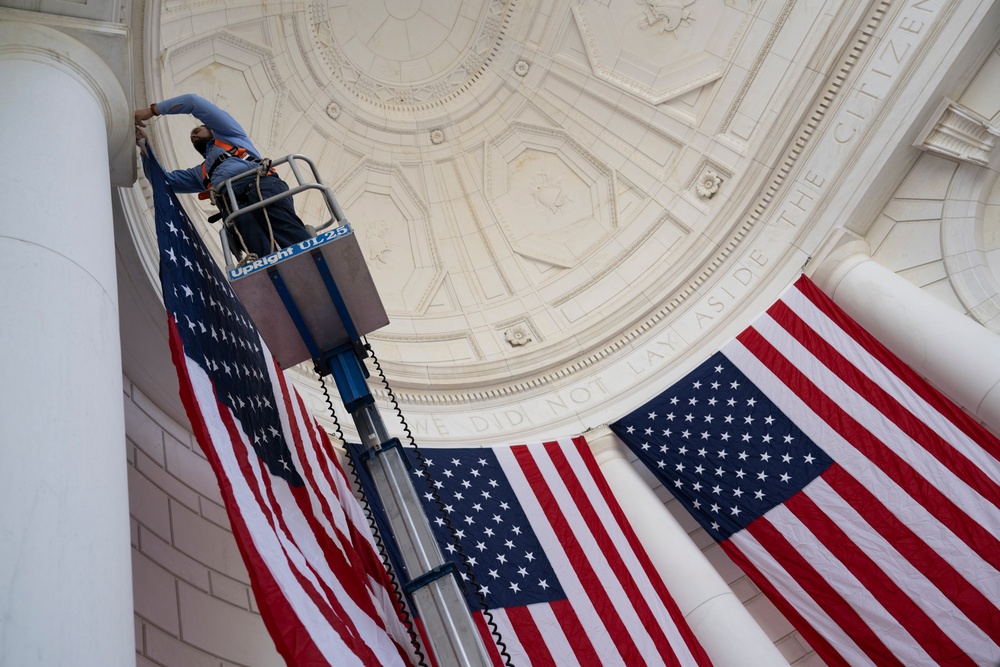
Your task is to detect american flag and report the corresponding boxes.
[611,275,1000,666]
[350,436,713,666]
[142,149,415,666]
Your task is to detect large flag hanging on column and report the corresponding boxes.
[141,149,415,666]
[611,275,1000,666]
[349,436,713,666]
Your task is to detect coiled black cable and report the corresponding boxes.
[314,364,429,667]
[362,338,515,667]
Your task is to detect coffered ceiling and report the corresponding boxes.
[127,0,983,442]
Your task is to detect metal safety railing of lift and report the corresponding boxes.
[210,154,346,271]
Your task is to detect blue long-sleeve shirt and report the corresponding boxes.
[155,94,264,193]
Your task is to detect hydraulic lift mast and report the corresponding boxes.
[216,155,492,667]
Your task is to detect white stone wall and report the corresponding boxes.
[124,376,283,667]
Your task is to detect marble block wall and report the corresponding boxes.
[124,376,283,667]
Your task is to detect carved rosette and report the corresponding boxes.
[504,325,533,347]
[696,168,722,198]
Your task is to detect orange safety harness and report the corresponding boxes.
[198,139,278,264]
[201,139,261,189]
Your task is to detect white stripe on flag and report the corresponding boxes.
[275,366,405,645]
[489,607,546,667]
[186,355,406,666]
[553,440,703,665]
[726,528,875,666]
[724,339,1000,600]
[804,477,996,659]
[530,442,666,667]
[750,313,1000,529]
[496,445,629,666]
[722,336,1000,663]
[782,287,1000,484]
[185,357,371,665]
[762,501,938,666]
[525,602,579,666]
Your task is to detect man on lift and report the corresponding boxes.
[135,94,312,262]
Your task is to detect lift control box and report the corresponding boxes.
[228,225,389,369]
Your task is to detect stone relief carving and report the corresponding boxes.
[362,219,394,266]
[309,0,518,112]
[636,0,697,35]
[696,168,722,198]
[530,169,573,216]
[514,60,530,76]
[504,325,533,347]
[486,123,616,268]
[915,99,1000,167]
[430,129,445,144]
[326,102,341,120]
[571,1,724,104]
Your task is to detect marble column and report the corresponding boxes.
[812,233,1000,433]
[0,21,135,667]
[588,427,790,667]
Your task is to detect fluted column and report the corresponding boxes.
[812,232,1000,433]
[0,21,134,667]
[588,427,789,667]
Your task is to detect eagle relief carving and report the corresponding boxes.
[362,219,394,265]
[636,0,696,35]
[530,169,572,216]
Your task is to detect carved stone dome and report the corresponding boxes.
[134,0,1000,444]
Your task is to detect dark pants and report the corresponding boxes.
[227,175,311,259]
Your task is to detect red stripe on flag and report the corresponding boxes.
[547,598,602,666]
[770,299,1000,510]
[217,397,385,666]
[744,515,903,667]
[737,327,1000,572]
[786,490,976,665]
[567,437,713,666]
[546,439,699,666]
[273,365,402,639]
[505,606,556,667]
[288,389,405,629]
[166,319,331,665]
[472,612,505,667]
[719,539,852,667]
[824,465,1000,644]
[794,277,1000,458]
[512,444,644,665]
[413,616,440,667]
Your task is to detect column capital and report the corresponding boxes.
[807,227,872,299]
[583,425,624,464]
[0,12,133,185]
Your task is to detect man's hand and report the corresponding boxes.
[135,125,149,156]
[134,105,156,128]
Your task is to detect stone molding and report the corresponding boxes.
[310,0,519,113]
[914,98,1000,167]
[941,160,1000,331]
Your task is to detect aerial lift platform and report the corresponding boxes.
[211,155,492,667]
